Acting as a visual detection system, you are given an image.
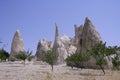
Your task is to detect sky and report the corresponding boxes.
[0,0,120,55]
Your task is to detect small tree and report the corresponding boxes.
[15,50,32,66]
[0,40,9,61]
[88,42,107,74]
[112,54,120,70]
[0,49,9,61]
[42,50,57,71]
[108,46,120,70]
[65,52,90,69]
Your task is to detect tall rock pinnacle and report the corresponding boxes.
[10,29,24,58]
[53,23,59,50]
[52,24,76,64]
[55,23,59,39]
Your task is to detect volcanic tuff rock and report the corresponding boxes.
[35,17,102,66]
[10,29,24,58]
[35,39,52,60]
[53,24,76,64]
[75,17,102,53]
[74,17,102,68]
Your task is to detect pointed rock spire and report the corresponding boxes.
[53,23,59,52]
[55,23,59,38]
[10,29,24,59]
[84,17,95,28]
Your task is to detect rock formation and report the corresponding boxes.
[74,24,83,49]
[53,24,76,64]
[35,17,102,66]
[75,17,102,53]
[74,17,102,68]
[35,39,52,60]
[10,29,24,58]
[52,24,66,64]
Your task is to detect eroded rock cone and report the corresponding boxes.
[75,17,102,53]
[74,17,102,68]
[35,39,52,60]
[81,17,102,53]
[10,29,24,59]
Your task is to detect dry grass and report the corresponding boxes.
[0,62,120,80]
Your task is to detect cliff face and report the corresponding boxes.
[10,29,24,58]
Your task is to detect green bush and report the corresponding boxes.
[0,49,9,61]
[14,50,32,66]
[65,52,90,69]
[88,42,108,74]
[42,50,57,71]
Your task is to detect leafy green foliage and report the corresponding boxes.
[105,46,120,56]
[65,52,90,69]
[105,46,120,70]
[14,50,32,66]
[15,51,27,61]
[10,57,16,62]
[42,50,57,71]
[0,49,9,61]
[112,54,120,70]
[88,42,108,74]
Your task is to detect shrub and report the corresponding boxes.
[42,50,57,71]
[0,49,9,61]
[88,42,108,74]
[65,52,90,69]
[14,50,32,66]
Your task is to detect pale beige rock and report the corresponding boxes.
[75,17,102,53]
[74,17,102,68]
[74,24,83,50]
[81,17,102,53]
[53,24,76,64]
[35,39,52,60]
[10,29,24,58]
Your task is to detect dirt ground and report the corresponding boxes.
[0,61,120,80]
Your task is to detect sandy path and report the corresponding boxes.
[0,62,120,80]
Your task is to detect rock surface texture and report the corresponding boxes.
[53,24,76,64]
[35,17,102,66]
[75,17,102,53]
[10,30,24,58]
[74,17,102,68]
[35,39,52,60]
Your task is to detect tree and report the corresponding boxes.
[15,50,32,66]
[42,50,57,71]
[0,49,9,61]
[65,52,90,69]
[88,42,108,74]
[112,54,120,70]
[107,46,120,70]
[0,40,9,61]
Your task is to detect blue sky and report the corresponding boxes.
[0,0,120,55]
